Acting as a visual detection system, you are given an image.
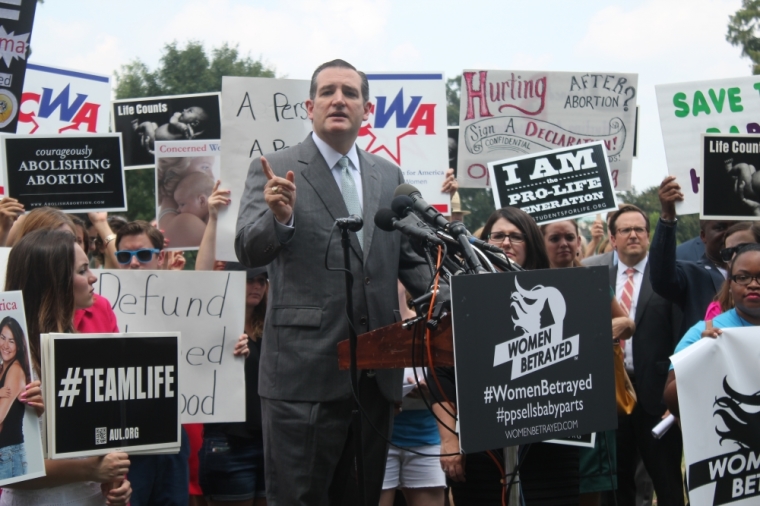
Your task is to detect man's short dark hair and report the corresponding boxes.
[608,205,650,235]
[116,220,164,251]
[309,59,369,103]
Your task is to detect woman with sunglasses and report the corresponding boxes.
[2,230,131,506]
[705,222,760,320]
[664,243,760,416]
[540,221,635,506]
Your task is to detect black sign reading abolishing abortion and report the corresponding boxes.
[45,333,180,458]
[487,141,617,224]
[0,1,38,133]
[451,267,617,453]
[3,134,127,212]
[112,93,222,169]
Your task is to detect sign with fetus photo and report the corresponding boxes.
[155,140,221,250]
[112,92,221,169]
[701,133,760,220]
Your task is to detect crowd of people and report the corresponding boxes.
[0,58,751,506]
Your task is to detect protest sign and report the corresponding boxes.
[656,76,760,215]
[2,134,127,212]
[0,1,38,134]
[18,63,110,135]
[457,70,638,191]
[672,327,760,505]
[43,332,181,459]
[0,247,9,288]
[701,134,760,220]
[112,93,221,169]
[155,140,221,250]
[451,267,616,453]
[93,270,246,423]
[218,77,311,261]
[546,432,596,448]
[358,72,450,214]
[487,142,617,224]
[0,291,46,485]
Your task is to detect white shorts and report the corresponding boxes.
[382,444,446,490]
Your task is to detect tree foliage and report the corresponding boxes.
[446,75,461,126]
[727,0,760,75]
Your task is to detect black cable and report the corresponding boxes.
[324,222,354,279]
[506,443,531,503]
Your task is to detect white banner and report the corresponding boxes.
[218,77,311,261]
[93,270,246,423]
[358,72,450,213]
[656,77,760,215]
[458,70,638,191]
[672,327,760,505]
[19,63,110,135]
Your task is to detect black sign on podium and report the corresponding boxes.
[451,266,616,454]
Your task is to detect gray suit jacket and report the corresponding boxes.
[581,251,615,267]
[235,134,429,403]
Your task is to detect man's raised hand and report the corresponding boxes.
[262,157,296,224]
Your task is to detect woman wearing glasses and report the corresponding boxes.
[480,207,549,270]
[705,222,760,320]
[664,243,760,415]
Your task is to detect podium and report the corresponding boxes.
[337,314,454,371]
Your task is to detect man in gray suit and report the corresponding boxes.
[235,59,443,506]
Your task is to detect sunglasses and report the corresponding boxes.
[115,249,160,264]
[720,243,752,263]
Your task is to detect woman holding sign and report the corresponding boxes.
[2,230,131,506]
[0,316,32,479]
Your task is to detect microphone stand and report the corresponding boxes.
[336,221,367,506]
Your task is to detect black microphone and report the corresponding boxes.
[335,215,363,232]
[391,194,415,218]
[374,208,444,246]
[467,235,506,254]
[394,183,449,230]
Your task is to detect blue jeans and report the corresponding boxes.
[129,427,190,506]
[0,443,27,479]
[199,429,266,501]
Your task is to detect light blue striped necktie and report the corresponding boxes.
[337,156,363,247]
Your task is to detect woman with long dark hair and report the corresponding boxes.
[0,316,32,479]
[2,230,131,506]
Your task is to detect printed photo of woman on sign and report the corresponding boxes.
[0,317,32,479]
[155,141,221,250]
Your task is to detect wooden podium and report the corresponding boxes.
[337,314,454,370]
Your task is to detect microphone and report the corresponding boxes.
[374,208,444,246]
[394,184,449,230]
[467,235,505,254]
[391,194,415,218]
[335,215,363,232]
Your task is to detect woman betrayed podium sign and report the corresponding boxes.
[451,266,617,454]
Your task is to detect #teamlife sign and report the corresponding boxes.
[656,76,760,215]
[357,72,450,214]
[2,134,127,213]
[671,328,760,506]
[93,270,246,424]
[18,63,110,135]
[487,142,618,225]
[42,333,181,459]
[457,70,638,190]
[112,92,222,169]
[700,134,760,221]
[0,291,46,486]
[218,76,311,261]
[451,267,616,453]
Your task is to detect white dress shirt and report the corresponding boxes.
[615,255,648,373]
[311,132,364,208]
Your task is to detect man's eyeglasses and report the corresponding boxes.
[488,232,525,244]
[720,243,753,263]
[115,249,160,264]
[730,273,760,286]
[616,227,647,236]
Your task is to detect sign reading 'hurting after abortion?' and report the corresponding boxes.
[458,70,638,191]
[93,270,246,424]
